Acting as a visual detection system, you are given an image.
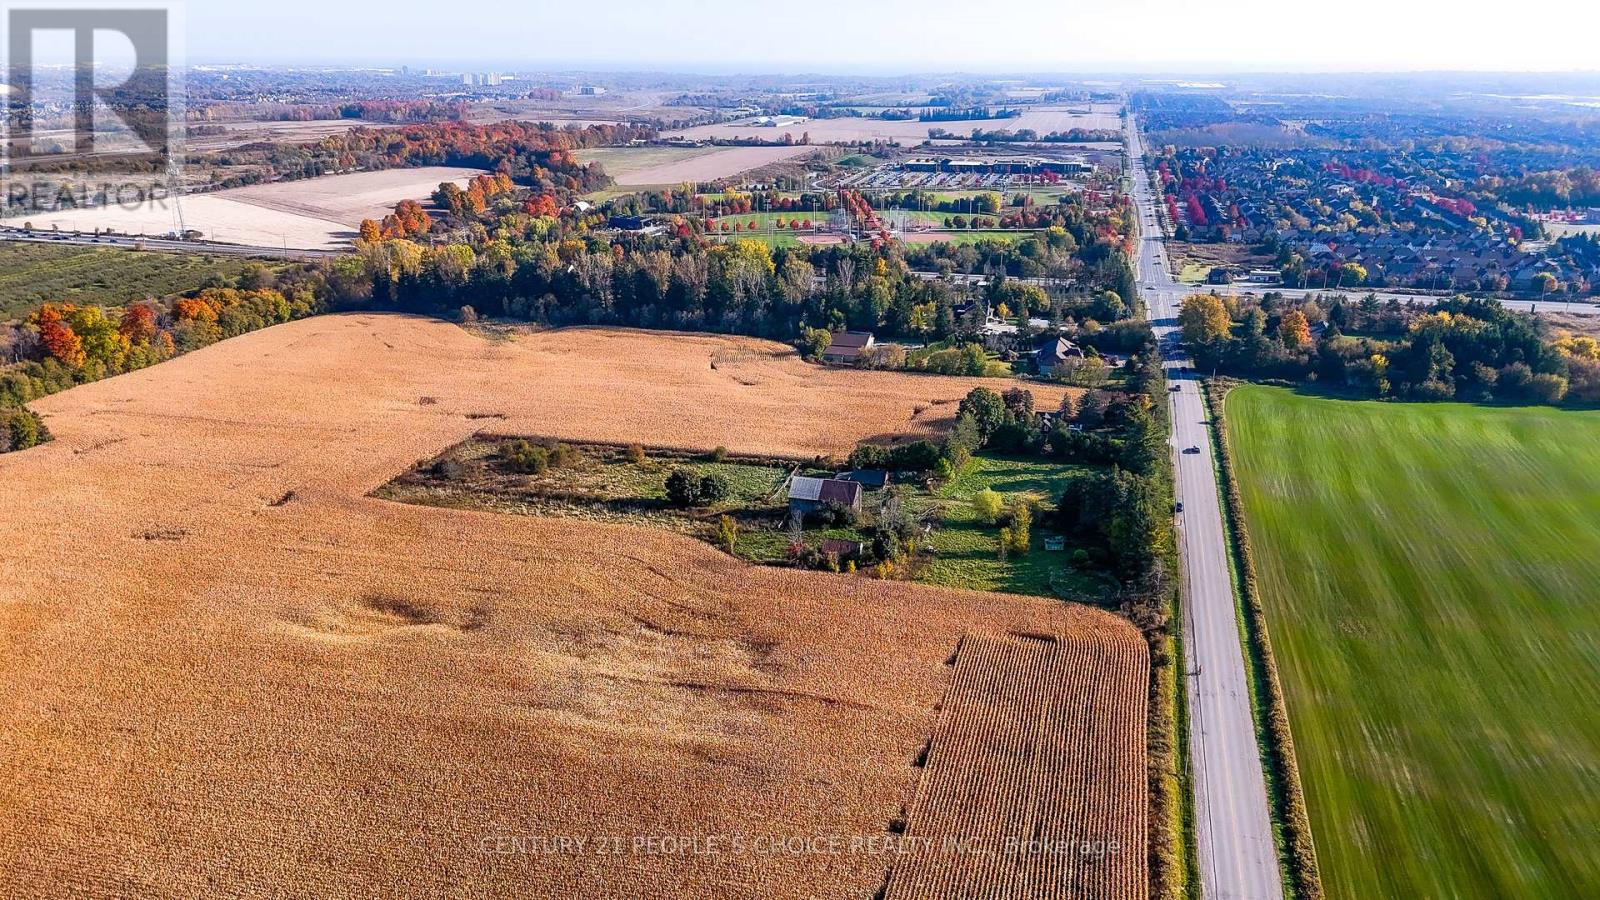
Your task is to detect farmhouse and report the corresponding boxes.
[788,475,863,517]
[822,331,875,364]
[1035,336,1084,375]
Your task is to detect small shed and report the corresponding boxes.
[788,475,863,516]
[834,469,892,491]
[820,538,864,560]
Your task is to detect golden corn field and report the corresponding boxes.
[884,633,1150,900]
[0,314,1142,898]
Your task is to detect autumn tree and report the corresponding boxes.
[1279,309,1311,349]
[35,306,85,368]
[119,303,158,345]
[1179,293,1233,345]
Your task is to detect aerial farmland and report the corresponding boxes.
[0,317,1151,898]
[17,167,481,249]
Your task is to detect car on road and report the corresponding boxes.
[1169,384,1181,392]
[1183,446,1201,454]
[1175,501,1184,513]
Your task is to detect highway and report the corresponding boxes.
[0,227,340,261]
[1126,116,1286,900]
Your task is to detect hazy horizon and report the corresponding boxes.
[183,0,1600,74]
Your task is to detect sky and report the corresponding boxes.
[177,0,1600,74]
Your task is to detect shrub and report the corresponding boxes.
[625,443,648,465]
[797,326,832,361]
[973,488,1003,525]
[665,468,701,506]
[432,457,466,480]
[548,442,582,468]
[698,473,731,504]
[505,440,549,474]
[709,445,729,463]
[848,438,941,473]
[713,515,739,552]
[1006,501,1033,554]
[1,407,48,453]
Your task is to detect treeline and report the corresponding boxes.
[1,198,1134,448]
[204,120,650,192]
[1179,292,1600,403]
[1489,166,1600,210]
[1,264,328,432]
[932,127,1120,144]
[355,181,1133,338]
[363,231,1115,340]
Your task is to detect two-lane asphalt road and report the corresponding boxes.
[1126,115,1285,900]
[0,227,341,260]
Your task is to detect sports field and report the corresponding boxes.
[1226,386,1600,899]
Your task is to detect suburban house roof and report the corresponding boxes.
[788,476,862,505]
[1036,337,1084,365]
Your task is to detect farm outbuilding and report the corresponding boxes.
[835,469,892,491]
[788,476,863,517]
[820,538,864,560]
[822,331,875,365]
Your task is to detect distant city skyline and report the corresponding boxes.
[183,0,1600,74]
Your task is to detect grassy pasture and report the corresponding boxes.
[0,243,275,322]
[1226,385,1600,899]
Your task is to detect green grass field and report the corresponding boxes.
[0,243,274,322]
[918,453,1106,597]
[1226,386,1600,899]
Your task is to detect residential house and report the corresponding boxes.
[1035,336,1084,376]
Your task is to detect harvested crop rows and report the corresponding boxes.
[20,167,479,249]
[884,634,1149,900]
[0,315,1142,899]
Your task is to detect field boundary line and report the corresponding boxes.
[1202,378,1323,900]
